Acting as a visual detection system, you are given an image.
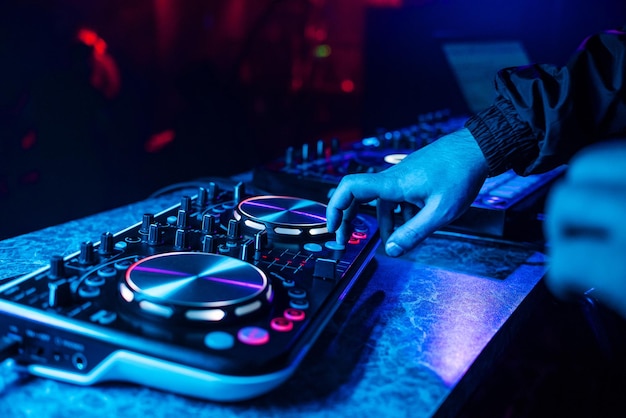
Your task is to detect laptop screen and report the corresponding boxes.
[442,40,531,113]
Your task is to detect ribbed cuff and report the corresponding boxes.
[465,97,538,176]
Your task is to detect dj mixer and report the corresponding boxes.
[0,182,379,401]
[253,112,565,239]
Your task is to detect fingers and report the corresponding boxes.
[335,199,358,245]
[326,129,488,255]
[327,174,376,231]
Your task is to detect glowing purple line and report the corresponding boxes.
[290,209,326,222]
[201,276,264,290]
[133,266,189,277]
[244,201,284,211]
[134,266,263,290]
[245,201,326,223]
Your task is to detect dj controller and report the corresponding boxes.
[253,112,565,239]
[0,182,379,401]
[0,111,563,402]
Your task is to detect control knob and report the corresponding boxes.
[99,232,115,255]
[78,241,95,265]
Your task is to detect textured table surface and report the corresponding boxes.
[0,189,546,418]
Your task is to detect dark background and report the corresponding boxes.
[1,0,625,238]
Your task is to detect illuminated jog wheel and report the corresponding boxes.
[234,196,330,239]
[119,252,272,323]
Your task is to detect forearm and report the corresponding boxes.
[466,26,626,177]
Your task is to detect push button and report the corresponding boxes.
[284,308,305,321]
[270,317,293,332]
[324,241,345,251]
[204,331,235,350]
[237,326,270,346]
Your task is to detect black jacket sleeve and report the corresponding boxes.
[465,26,626,177]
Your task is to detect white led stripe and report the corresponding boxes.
[274,227,301,235]
[244,219,265,230]
[185,309,226,321]
[234,300,262,316]
[139,301,174,318]
[119,283,134,302]
[309,226,328,236]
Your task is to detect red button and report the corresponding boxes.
[270,317,293,332]
[284,308,305,321]
[351,231,367,240]
[237,326,270,345]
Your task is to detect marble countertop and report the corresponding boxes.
[0,189,546,418]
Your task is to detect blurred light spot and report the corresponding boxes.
[340,79,355,93]
[145,130,176,153]
[77,28,107,55]
[384,153,408,165]
[21,131,37,150]
[314,45,331,58]
[76,28,120,98]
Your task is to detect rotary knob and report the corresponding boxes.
[99,232,115,255]
[176,209,189,229]
[140,214,154,235]
[147,224,162,246]
[233,182,245,205]
[316,139,325,159]
[202,235,216,253]
[207,182,218,202]
[197,187,208,207]
[285,146,294,168]
[78,241,95,265]
[301,143,310,163]
[227,219,241,242]
[180,195,192,213]
[49,255,66,279]
[201,214,216,235]
[174,229,189,250]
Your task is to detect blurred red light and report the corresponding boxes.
[21,131,37,150]
[340,79,355,93]
[145,130,176,153]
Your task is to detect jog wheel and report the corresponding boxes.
[234,196,331,241]
[119,252,272,323]
[349,150,408,173]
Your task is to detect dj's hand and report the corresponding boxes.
[326,128,489,257]
[544,140,626,319]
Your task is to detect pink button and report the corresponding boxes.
[270,317,293,332]
[284,308,305,322]
[237,326,270,345]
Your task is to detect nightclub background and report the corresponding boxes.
[0,0,624,238]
